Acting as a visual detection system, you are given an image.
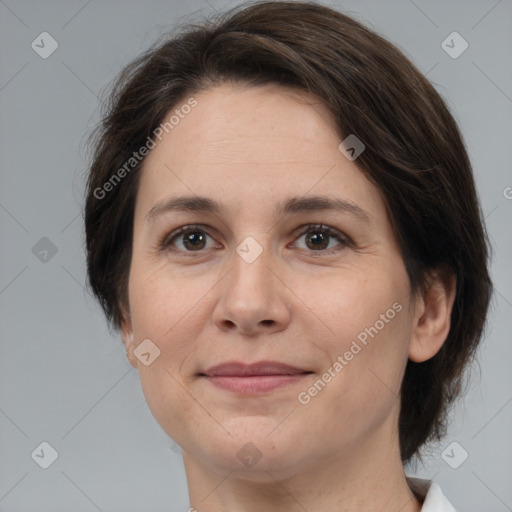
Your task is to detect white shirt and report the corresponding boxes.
[407,477,457,511]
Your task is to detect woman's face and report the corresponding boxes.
[122,83,422,480]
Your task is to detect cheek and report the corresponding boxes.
[128,260,218,339]
[293,264,411,402]
[290,262,408,345]
[296,302,410,444]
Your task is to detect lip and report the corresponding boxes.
[199,361,313,394]
[202,361,310,377]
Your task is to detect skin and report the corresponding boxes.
[121,83,456,512]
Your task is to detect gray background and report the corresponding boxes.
[0,0,511,510]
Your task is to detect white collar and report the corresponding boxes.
[406,477,457,511]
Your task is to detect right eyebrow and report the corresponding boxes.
[145,196,224,222]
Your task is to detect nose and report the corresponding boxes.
[212,241,291,336]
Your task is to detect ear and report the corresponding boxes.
[120,312,139,369]
[408,270,457,363]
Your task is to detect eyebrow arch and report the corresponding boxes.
[145,194,373,227]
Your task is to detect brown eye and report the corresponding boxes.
[305,230,330,250]
[181,230,207,250]
[294,224,350,254]
[159,223,350,257]
[160,225,217,254]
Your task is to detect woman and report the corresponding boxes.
[85,1,492,510]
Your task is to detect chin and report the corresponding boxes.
[185,418,315,481]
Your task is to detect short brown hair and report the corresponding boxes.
[84,0,493,464]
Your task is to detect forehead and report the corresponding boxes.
[134,83,385,225]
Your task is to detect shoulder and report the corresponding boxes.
[406,476,458,512]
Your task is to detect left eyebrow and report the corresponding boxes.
[276,195,374,227]
[144,194,374,228]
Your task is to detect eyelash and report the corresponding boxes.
[157,223,352,257]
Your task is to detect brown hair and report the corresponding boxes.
[84,0,493,464]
